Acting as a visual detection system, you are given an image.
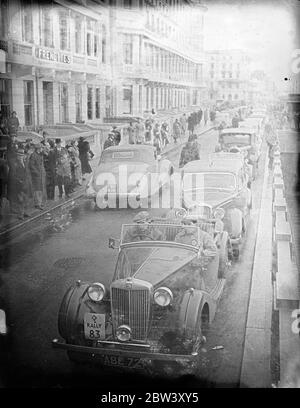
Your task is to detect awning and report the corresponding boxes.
[16,131,43,143]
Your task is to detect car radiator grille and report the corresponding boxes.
[111,287,151,341]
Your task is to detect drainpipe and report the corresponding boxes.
[35,68,40,130]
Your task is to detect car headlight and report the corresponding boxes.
[116,325,132,342]
[87,283,106,303]
[153,287,173,307]
[213,208,225,220]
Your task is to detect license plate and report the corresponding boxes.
[84,313,105,340]
[101,355,146,370]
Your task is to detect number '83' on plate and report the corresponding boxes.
[84,313,105,340]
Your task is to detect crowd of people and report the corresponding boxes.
[103,108,211,156]
[0,111,95,222]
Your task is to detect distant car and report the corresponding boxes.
[52,218,226,376]
[217,127,262,178]
[181,156,252,259]
[86,144,173,209]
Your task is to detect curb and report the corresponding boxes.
[270,149,300,387]
[240,149,273,388]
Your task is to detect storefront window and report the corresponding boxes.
[123,86,132,114]
[87,18,98,57]
[21,0,33,43]
[87,86,93,119]
[95,88,100,119]
[0,79,12,119]
[23,81,34,126]
[59,83,68,123]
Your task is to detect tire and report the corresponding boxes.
[218,232,229,279]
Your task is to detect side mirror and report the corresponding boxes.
[108,237,119,249]
[0,309,7,336]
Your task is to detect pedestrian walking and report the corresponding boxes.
[7,147,30,220]
[29,143,44,210]
[7,111,20,137]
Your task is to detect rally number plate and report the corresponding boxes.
[101,355,146,370]
[84,313,105,340]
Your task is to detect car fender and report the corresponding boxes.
[228,208,243,238]
[177,289,213,338]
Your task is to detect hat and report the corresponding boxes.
[133,211,151,223]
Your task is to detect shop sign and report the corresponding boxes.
[35,48,71,64]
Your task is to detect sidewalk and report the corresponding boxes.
[0,121,215,236]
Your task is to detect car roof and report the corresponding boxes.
[220,128,255,134]
[104,144,156,152]
[183,158,242,174]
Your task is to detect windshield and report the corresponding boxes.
[100,149,155,165]
[114,246,195,280]
[183,172,236,191]
[221,134,251,146]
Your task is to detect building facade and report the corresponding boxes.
[206,49,251,105]
[112,0,208,117]
[0,0,112,130]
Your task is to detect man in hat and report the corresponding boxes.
[123,211,164,243]
[111,126,121,145]
[29,143,44,210]
[7,147,30,220]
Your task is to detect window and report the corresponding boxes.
[23,81,34,126]
[75,15,83,54]
[192,90,197,105]
[87,87,93,119]
[102,24,107,63]
[0,0,8,39]
[0,79,12,118]
[59,83,68,123]
[40,5,53,47]
[21,0,33,43]
[59,9,70,51]
[75,84,82,123]
[123,34,133,64]
[123,86,132,114]
[86,18,98,57]
[95,88,100,119]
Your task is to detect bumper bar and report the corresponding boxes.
[52,339,198,362]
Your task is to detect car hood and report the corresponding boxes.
[94,162,151,186]
[184,189,235,208]
[129,246,196,287]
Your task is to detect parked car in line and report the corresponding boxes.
[86,144,174,209]
[181,156,252,259]
[217,127,262,179]
[52,218,227,377]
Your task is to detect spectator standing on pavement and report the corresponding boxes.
[153,122,162,155]
[7,111,20,137]
[232,113,239,128]
[209,109,216,124]
[187,114,194,136]
[179,113,187,137]
[173,119,181,144]
[6,134,18,169]
[203,109,208,126]
[104,132,116,150]
[56,150,72,199]
[68,140,82,186]
[160,122,169,147]
[44,139,56,200]
[7,147,30,220]
[127,122,135,144]
[28,143,44,210]
[78,137,93,180]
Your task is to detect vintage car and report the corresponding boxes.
[86,144,173,209]
[181,156,252,259]
[217,127,262,178]
[52,219,227,376]
[239,117,264,137]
